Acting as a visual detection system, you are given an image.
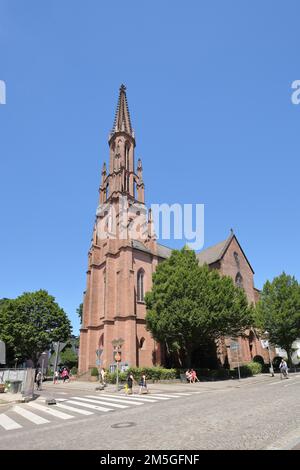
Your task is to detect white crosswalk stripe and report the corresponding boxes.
[71,396,128,409]
[0,413,22,430]
[87,394,158,403]
[28,402,74,420]
[0,390,197,432]
[77,395,144,406]
[13,405,50,424]
[65,399,113,412]
[147,394,181,399]
[55,403,94,415]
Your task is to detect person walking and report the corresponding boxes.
[100,368,106,386]
[279,359,289,379]
[126,372,135,395]
[54,370,59,384]
[139,373,148,394]
[36,370,42,391]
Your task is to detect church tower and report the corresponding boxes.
[79,85,160,374]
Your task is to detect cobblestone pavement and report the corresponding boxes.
[0,373,299,449]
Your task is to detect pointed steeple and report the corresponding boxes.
[110,84,134,140]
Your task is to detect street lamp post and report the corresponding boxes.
[14,357,18,370]
[112,338,124,392]
[41,352,47,389]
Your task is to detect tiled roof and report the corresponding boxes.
[196,238,229,266]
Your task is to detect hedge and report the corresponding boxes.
[105,366,177,384]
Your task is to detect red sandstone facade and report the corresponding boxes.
[79,86,270,374]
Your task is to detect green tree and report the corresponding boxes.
[145,248,253,367]
[255,272,300,365]
[0,290,72,367]
[60,346,78,369]
[77,303,83,324]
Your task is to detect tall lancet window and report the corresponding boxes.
[137,269,145,302]
[125,143,130,170]
[235,272,243,289]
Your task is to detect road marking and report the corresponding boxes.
[72,396,128,409]
[14,406,50,425]
[66,399,113,412]
[89,394,158,403]
[55,403,94,415]
[79,395,144,406]
[173,392,192,396]
[139,394,172,400]
[100,393,169,401]
[0,414,22,430]
[28,402,74,420]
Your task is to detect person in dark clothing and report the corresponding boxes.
[139,373,148,394]
[126,373,135,394]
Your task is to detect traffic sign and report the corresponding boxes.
[114,352,121,362]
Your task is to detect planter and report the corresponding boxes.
[0,384,5,393]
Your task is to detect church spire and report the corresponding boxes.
[110,84,135,141]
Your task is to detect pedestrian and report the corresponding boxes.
[100,368,106,386]
[54,370,59,384]
[279,359,289,379]
[126,372,135,395]
[139,373,148,394]
[61,368,69,383]
[185,369,192,383]
[36,370,42,391]
[191,369,200,383]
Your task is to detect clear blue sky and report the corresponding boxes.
[1,1,299,336]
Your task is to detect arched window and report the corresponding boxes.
[139,337,146,350]
[233,251,240,268]
[106,183,109,200]
[137,269,145,302]
[235,272,243,288]
[99,334,104,348]
[125,143,130,170]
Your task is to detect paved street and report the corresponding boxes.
[0,374,299,450]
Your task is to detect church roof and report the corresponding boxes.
[131,240,173,259]
[132,233,254,273]
[196,232,255,273]
[111,84,134,138]
[156,243,173,259]
[196,238,230,266]
[132,240,151,254]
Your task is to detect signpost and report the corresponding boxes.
[112,338,124,392]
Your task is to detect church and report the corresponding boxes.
[78,85,268,374]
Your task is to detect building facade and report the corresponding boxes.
[78,85,269,374]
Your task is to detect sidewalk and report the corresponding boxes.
[41,372,295,395]
[0,392,24,405]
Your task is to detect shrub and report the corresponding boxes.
[106,367,177,383]
[71,366,78,375]
[231,361,262,378]
[210,369,231,380]
[106,371,128,384]
[90,367,99,377]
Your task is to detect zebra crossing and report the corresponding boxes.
[0,391,201,432]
